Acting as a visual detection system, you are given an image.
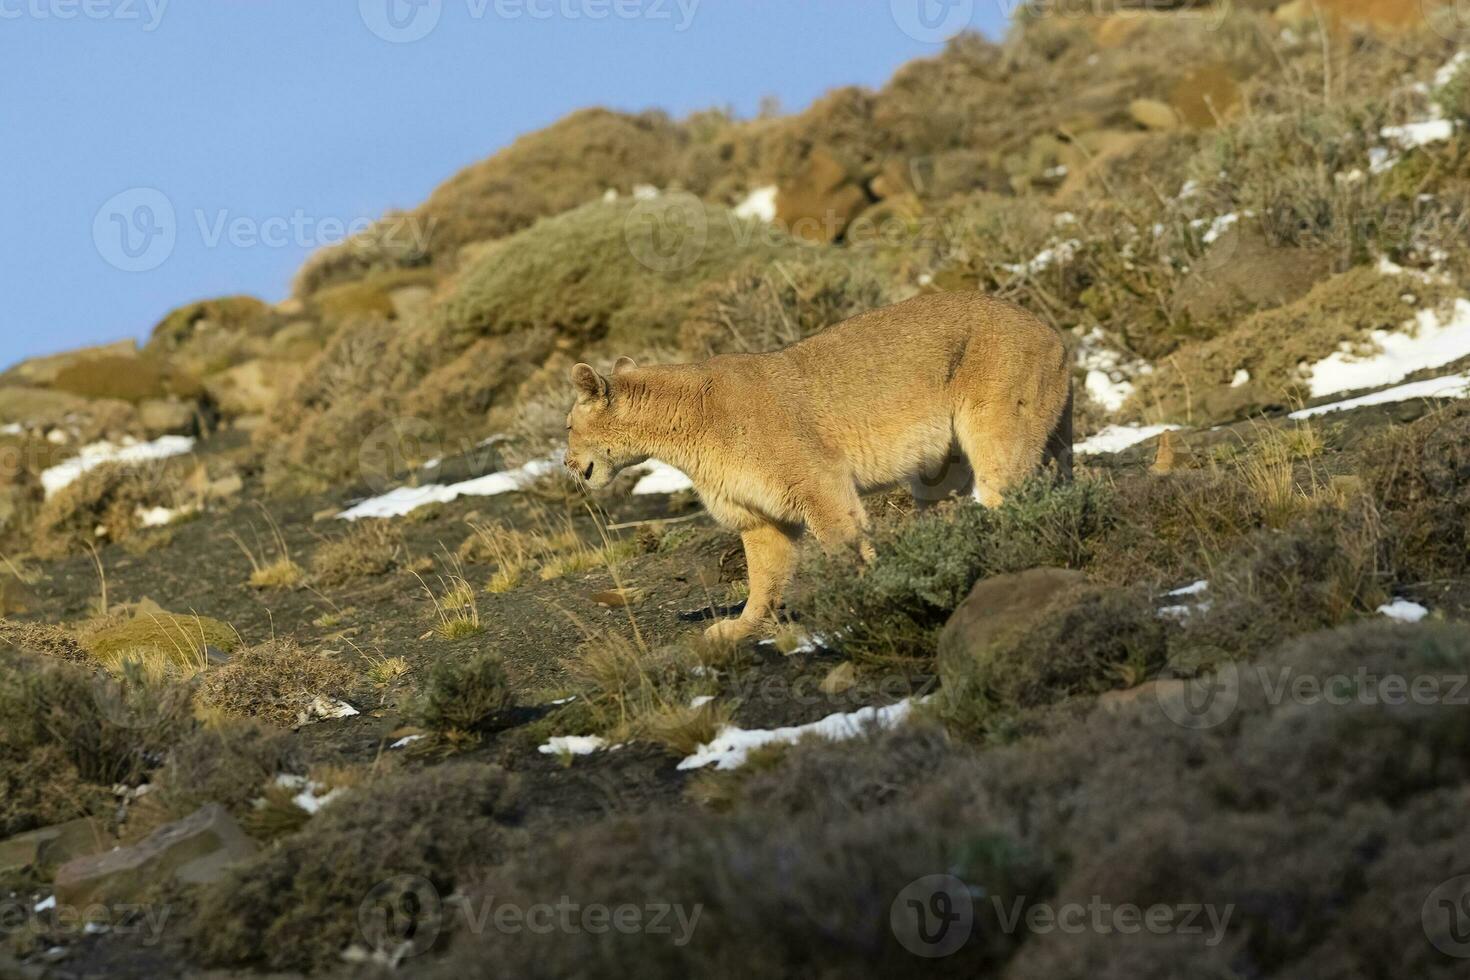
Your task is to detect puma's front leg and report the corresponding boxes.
[704,522,799,643]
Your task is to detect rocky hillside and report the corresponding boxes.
[5,3,1470,978]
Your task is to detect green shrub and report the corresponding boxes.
[0,649,193,836]
[139,719,300,827]
[190,763,521,972]
[432,198,808,350]
[413,649,515,732]
[1366,402,1470,582]
[798,479,1114,661]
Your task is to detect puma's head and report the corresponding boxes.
[564,357,645,490]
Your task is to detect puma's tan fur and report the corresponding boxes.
[563,291,1073,641]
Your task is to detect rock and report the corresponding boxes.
[937,568,1088,687]
[1181,223,1334,328]
[592,588,644,608]
[1150,430,1183,475]
[389,285,434,320]
[203,358,301,418]
[775,147,872,244]
[1170,64,1241,129]
[137,398,196,437]
[819,662,857,696]
[1,339,139,387]
[1128,98,1181,132]
[0,819,113,877]
[54,804,256,907]
[867,158,913,200]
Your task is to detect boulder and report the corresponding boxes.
[937,568,1088,688]
[0,818,113,877]
[1169,64,1241,129]
[54,804,257,907]
[775,147,872,244]
[137,398,196,437]
[1128,98,1181,132]
[203,358,300,418]
[1,339,139,387]
[1180,223,1335,328]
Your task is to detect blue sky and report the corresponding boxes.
[0,1,1008,370]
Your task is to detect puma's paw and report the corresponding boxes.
[703,617,756,645]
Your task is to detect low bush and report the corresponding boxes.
[190,763,522,972]
[412,650,515,733]
[129,719,300,832]
[310,520,404,586]
[798,479,1114,661]
[196,639,361,728]
[0,649,192,836]
[1365,402,1470,582]
[33,459,190,558]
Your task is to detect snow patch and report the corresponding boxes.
[538,735,608,756]
[1075,424,1181,456]
[1378,598,1429,623]
[40,435,196,498]
[1167,579,1209,597]
[1002,239,1080,276]
[1304,300,1470,398]
[677,699,917,771]
[733,185,778,222]
[1077,328,1149,414]
[338,456,559,520]
[136,505,190,528]
[631,459,694,495]
[1231,368,1251,388]
[390,734,426,749]
[1289,372,1470,419]
[1381,119,1455,150]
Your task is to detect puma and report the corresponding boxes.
[563,291,1073,642]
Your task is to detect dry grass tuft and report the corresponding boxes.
[197,638,361,728]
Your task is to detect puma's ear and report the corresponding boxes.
[612,356,637,375]
[571,363,609,404]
